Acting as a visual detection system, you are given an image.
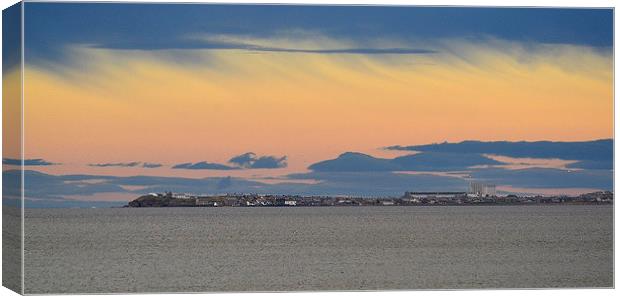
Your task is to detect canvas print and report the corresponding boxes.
[2,2,614,294]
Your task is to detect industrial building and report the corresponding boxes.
[469,182,497,197]
[403,192,466,199]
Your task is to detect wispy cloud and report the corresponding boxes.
[88,162,141,168]
[3,158,57,166]
[88,162,163,168]
[96,41,437,55]
[142,162,163,168]
[173,153,288,170]
[94,33,437,55]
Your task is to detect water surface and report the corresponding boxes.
[24,206,613,293]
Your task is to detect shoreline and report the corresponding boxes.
[117,203,614,209]
[125,191,614,208]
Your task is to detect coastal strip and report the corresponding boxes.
[125,191,613,207]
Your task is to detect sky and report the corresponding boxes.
[2,3,614,207]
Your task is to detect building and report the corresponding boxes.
[223,197,240,207]
[172,193,194,199]
[469,182,496,197]
[403,192,466,199]
[274,197,286,206]
[381,200,395,206]
[195,198,219,207]
[284,200,297,206]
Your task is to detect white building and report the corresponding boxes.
[172,193,194,199]
[469,182,496,197]
[404,192,466,199]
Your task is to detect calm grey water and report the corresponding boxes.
[24,206,613,293]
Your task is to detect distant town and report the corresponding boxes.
[125,182,613,207]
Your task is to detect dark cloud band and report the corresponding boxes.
[387,139,613,162]
[172,161,237,170]
[88,162,163,168]
[3,158,56,166]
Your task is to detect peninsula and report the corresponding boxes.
[125,191,613,207]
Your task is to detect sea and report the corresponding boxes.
[22,205,613,293]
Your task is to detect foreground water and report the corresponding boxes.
[24,205,612,293]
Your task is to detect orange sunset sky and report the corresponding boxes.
[1,4,613,199]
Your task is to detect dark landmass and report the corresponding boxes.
[126,191,613,207]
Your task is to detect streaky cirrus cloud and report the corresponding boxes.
[94,38,437,55]
[229,152,287,169]
[24,4,612,67]
[3,158,57,166]
[21,34,612,168]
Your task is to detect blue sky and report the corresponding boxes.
[2,2,20,71]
